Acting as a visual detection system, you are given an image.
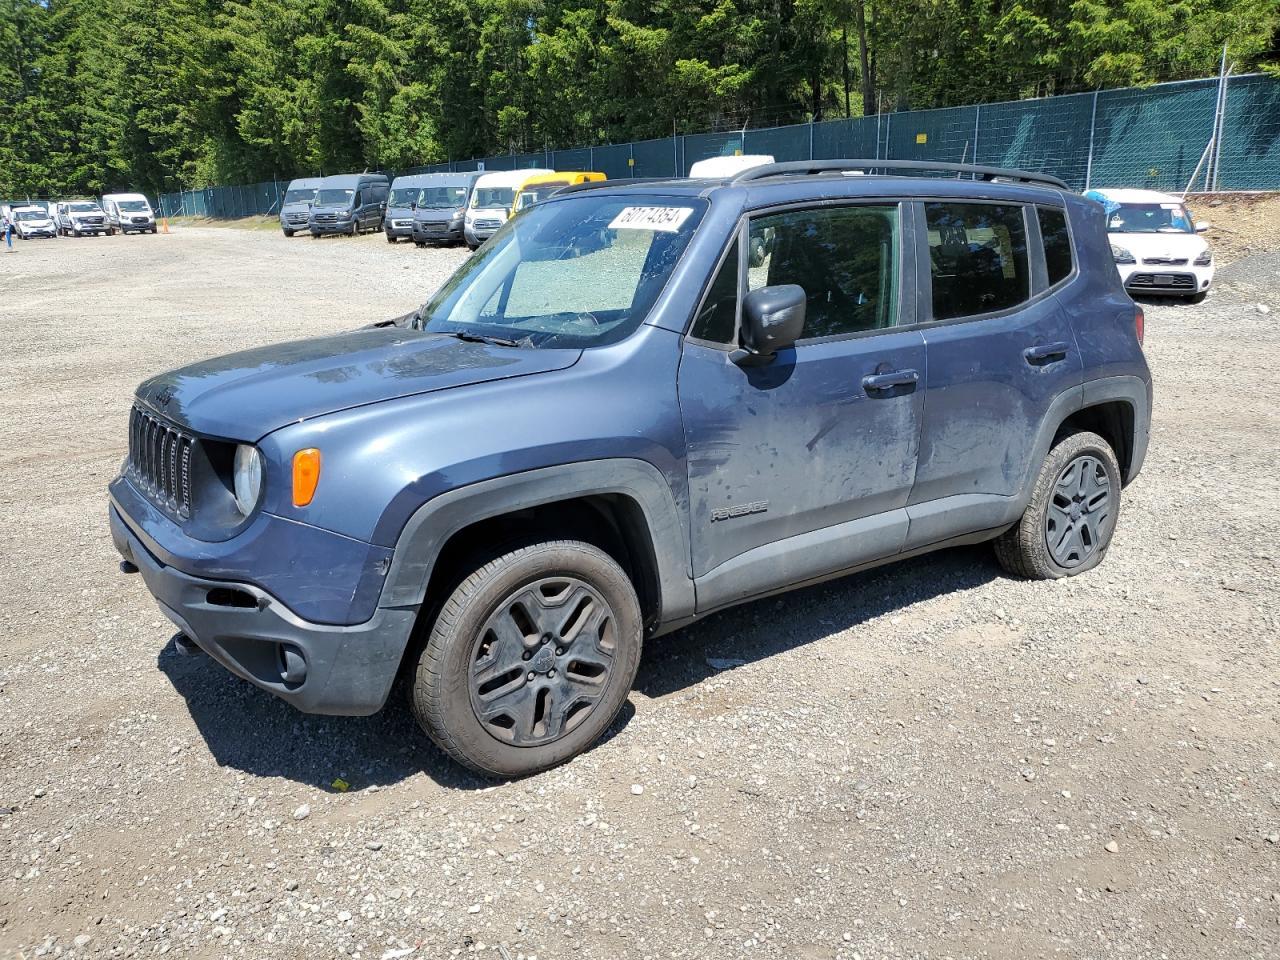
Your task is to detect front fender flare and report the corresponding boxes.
[378,459,695,625]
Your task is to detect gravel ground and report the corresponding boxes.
[1,222,1277,960]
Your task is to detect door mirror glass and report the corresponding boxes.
[737,284,806,363]
[1195,220,1211,233]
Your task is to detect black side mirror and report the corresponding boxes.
[732,284,805,366]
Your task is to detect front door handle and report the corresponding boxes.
[1024,341,1070,365]
[862,369,920,393]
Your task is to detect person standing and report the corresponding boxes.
[3,210,12,251]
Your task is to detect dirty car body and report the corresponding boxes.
[111,162,1152,774]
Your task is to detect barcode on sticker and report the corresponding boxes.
[608,206,694,232]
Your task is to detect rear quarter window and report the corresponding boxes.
[1037,206,1074,286]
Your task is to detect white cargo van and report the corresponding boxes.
[102,193,157,234]
[463,169,552,249]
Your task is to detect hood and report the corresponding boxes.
[135,328,582,441]
[1108,231,1208,260]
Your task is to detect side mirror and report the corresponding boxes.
[1195,220,1211,233]
[732,284,805,366]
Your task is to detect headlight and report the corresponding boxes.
[233,445,264,515]
[1111,244,1136,264]
[1193,250,1212,266]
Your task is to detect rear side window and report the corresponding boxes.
[690,240,739,343]
[1038,206,1073,285]
[925,202,1030,320]
[748,204,900,339]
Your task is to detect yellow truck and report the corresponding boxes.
[511,171,606,215]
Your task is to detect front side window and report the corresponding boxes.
[925,202,1030,320]
[420,195,707,349]
[1038,207,1073,286]
[389,188,420,207]
[747,204,900,339]
[690,239,740,343]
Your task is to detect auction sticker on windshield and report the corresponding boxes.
[609,206,695,232]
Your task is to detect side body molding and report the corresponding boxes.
[378,459,695,625]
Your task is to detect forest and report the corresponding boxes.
[1,0,1277,196]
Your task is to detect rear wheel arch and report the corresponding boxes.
[1053,399,1135,479]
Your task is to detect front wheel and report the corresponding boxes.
[283,229,294,238]
[412,540,642,778]
[1188,290,1207,304]
[385,233,395,243]
[994,430,1122,579]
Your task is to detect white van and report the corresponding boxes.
[101,193,157,234]
[463,168,552,249]
[687,154,774,179]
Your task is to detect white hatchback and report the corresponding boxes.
[1085,188,1214,302]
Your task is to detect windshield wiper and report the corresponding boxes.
[442,330,526,348]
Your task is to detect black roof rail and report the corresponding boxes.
[730,159,1069,191]
[556,177,672,195]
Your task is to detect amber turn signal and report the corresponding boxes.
[292,448,321,507]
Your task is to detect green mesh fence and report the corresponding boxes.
[160,73,1280,217]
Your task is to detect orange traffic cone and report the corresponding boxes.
[162,217,170,234]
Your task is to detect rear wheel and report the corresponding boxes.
[995,430,1122,580]
[411,540,642,778]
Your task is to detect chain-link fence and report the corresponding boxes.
[159,72,1280,218]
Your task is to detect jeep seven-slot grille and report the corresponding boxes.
[128,406,194,518]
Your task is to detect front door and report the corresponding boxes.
[678,202,926,610]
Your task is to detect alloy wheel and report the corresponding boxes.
[468,575,616,747]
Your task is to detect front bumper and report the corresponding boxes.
[111,503,415,716]
[1117,262,1213,296]
[310,219,354,234]
[384,219,415,239]
[413,220,464,243]
[19,228,55,238]
[120,219,155,231]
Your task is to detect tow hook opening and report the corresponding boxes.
[206,587,259,609]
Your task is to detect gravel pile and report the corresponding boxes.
[0,226,1277,959]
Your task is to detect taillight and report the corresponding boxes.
[1134,305,1145,345]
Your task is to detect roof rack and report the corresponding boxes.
[731,159,1069,191]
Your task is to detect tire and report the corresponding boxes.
[1188,291,1207,304]
[414,240,425,248]
[73,229,81,238]
[385,233,395,243]
[350,219,359,237]
[994,430,1122,580]
[283,229,294,238]
[150,227,157,234]
[412,540,642,778]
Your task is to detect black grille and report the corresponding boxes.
[313,212,338,223]
[1142,257,1188,266]
[128,406,194,518]
[130,216,150,224]
[1128,272,1195,289]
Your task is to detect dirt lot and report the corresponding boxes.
[1,212,1277,960]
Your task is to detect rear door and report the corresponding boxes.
[678,200,926,609]
[907,199,1083,547]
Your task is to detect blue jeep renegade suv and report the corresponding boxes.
[109,160,1151,777]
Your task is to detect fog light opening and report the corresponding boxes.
[278,643,307,686]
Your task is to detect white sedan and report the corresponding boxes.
[1084,188,1214,303]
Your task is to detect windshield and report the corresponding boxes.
[283,188,316,204]
[419,195,707,349]
[69,202,100,213]
[515,184,569,211]
[118,200,149,212]
[1107,202,1194,234]
[16,210,46,221]
[315,188,354,206]
[419,186,468,209]
[389,187,421,207]
[471,187,515,209]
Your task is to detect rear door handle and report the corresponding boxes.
[862,369,920,393]
[1024,341,1070,365]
